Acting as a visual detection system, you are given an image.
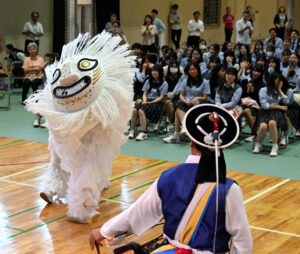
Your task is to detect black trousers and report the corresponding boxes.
[24,39,39,55]
[187,35,200,48]
[22,78,42,102]
[171,29,182,49]
[277,27,285,40]
[142,43,158,55]
[225,28,233,42]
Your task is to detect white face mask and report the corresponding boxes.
[200,45,206,50]
[170,67,178,73]
[267,52,273,57]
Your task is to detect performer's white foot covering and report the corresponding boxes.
[66,213,88,224]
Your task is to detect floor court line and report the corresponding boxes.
[0,160,50,167]
[244,179,290,204]
[250,225,300,238]
[0,179,37,188]
[1,164,48,179]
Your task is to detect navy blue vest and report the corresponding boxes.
[157,163,235,253]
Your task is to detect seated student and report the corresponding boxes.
[233,43,241,64]
[215,67,242,117]
[132,54,156,103]
[265,45,276,60]
[238,56,251,80]
[180,45,193,69]
[5,44,26,74]
[252,73,288,157]
[282,53,300,90]
[218,41,233,63]
[89,106,253,254]
[164,61,182,126]
[208,63,226,103]
[251,40,264,64]
[131,43,143,68]
[280,49,291,72]
[202,55,221,80]
[177,41,187,62]
[157,45,170,67]
[238,44,251,65]
[240,65,265,141]
[263,28,283,52]
[129,64,168,141]
[275,39,291,60]
[163,51,184,76]
[203,43,220,64]
[279,75,299,145]
[163,62,210,143]
[223,50,238,69]
[265,56,281,83]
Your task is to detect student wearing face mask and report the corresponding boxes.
[164,61,183,129]
[266,45,276,60]
[265,56,281,83]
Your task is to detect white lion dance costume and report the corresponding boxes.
[26,32,135,223]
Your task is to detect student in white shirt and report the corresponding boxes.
[236,11,253,48]
[22,12,44,55]
[187,11,204,48]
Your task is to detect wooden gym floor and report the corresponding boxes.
[0,137,299,253]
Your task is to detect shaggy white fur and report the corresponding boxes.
[26,31,135,222]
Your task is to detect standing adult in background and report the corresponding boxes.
[273,6,288,40]
[22,12,44,55]
[187,11,204,48]
[223,7,234,42]
[141,15,157,54]
[236,11,253,49]
[169,4,182,50]
[246,6,255,27]
[105,13,118,32]
[290,30,299,53]
[151,9,166,52]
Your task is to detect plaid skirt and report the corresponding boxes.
[136,99,164,123]
[251,109,288,135]
[287,102,300,129]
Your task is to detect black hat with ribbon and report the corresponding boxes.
[183,104,240,183]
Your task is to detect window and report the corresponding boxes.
[203,0,220,26]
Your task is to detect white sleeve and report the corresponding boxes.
[236,21,242,33]
[226,183,253,254]
[100,180,163,238]
[40,23,44,34]
[200,21,204,32]
[23,22,29,32]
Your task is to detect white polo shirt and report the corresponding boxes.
[236,18,253,45]
[23,21,44,41]
[187,19,204,37]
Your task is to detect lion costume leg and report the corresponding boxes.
[40,149,70,203]
[65,142,115,223]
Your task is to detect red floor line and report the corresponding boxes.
[0,160,50,167]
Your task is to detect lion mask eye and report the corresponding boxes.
[78,58,98,71]
[52,69,61,85]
